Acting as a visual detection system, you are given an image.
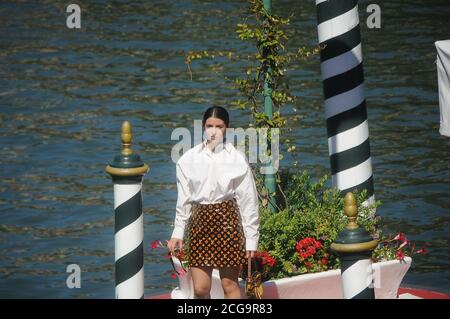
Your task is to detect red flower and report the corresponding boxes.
[297,237,325,260]
[256,251,277,267]
[394,233,407,242]
[170,273,177,279]
[296,237,330,271]
[265,255,276,267]
[151,240,161,250]
[396,250,405,261]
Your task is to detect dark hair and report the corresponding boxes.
[202,106,230,128]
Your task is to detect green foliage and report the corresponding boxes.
[255,169,381,279]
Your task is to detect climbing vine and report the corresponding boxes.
[185,0,321,208]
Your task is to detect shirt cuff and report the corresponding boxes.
[171,227,185,240]
[245,238,258,251]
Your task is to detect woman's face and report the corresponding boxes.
[204,117,227,144]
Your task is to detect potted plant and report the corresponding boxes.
[159,168,425,299]
[167,0,427,298]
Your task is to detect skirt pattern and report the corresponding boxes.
[188,197,246,268]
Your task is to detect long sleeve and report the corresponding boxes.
[234,162,260,251]
[171,163,192,240]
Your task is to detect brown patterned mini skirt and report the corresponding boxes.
[187,197,246,268]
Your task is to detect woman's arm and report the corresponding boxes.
[171,163,192,240]
[234,162,260,252]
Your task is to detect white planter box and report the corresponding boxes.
[170,256,412,299]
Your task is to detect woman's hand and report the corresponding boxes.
[246,250,255,258]
[167,237,183,255]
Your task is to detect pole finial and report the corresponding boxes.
[106,120,149,177]
[331,192,378,254]
[121,121,132,156]
[344,192,358,229]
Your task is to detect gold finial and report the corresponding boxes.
[344,192,358,229]
[121,121,133,156]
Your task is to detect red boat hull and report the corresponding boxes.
[146,286,450,299]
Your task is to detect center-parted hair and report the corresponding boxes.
[202,106,230,128]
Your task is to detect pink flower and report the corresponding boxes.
[178,269,187,277]
[416,247,427,255]
[398,240,409,250]
[394,233,407,242]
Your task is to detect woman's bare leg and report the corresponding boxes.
[190,266,213,299]
[219,266,242,299]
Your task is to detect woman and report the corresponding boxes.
[168,106,260,299]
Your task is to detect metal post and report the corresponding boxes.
[263,0,276,212]
[331,192,378,299]
[106,121,149,299]
[315,0,375,206]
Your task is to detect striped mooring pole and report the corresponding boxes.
[331,192,378,299]
[105,121,149,299]
[315,0,375,204]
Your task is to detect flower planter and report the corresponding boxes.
[170,256,412,299]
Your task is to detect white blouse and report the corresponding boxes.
[171,138,260,251]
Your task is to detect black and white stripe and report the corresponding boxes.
[114,178,144,299]
[340,254,375,299]
[316,0,375,204]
